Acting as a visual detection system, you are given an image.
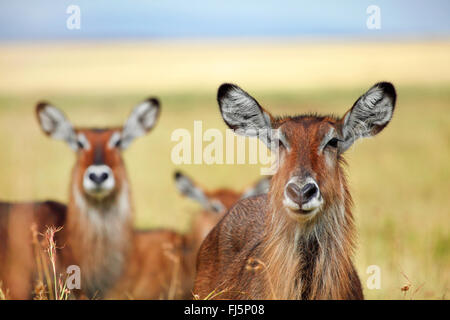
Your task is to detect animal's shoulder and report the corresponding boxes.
[216,194,267,251]
[36,200,68,228]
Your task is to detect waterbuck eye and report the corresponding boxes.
[276,130,291,151]
[76,134,91,151]
[326,137,340,149]
[108,132,122,149]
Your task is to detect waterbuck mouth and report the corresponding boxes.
[85,187,112,199]
[300,194,323,213]
[283,193,324,222]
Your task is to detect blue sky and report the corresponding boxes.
[0,0,449,41]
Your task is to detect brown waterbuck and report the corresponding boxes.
[109,171,269,299]
[194,82,397,300]
[36,98,161,298]
[0,98,161,299]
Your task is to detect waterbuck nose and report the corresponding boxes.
[285,177,321,210]
[285,182,302,206]
[301,183,318,204]
[88,172,109,185]
[284,177,323,213]
[83,165,115,196]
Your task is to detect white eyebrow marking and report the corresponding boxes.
[318,127,336,154]
[108,131,122,149]
[77,133,91,151]
[278,130,291,152]
[275,126,291,152]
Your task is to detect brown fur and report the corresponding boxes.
[0,201,67,299]
[0,130,134,299]
[61,129,133,298]
[108,188,242,300]
[194,115,364,300]
[2,99,160,299]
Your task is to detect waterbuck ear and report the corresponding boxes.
[36,102,78,150]
[174,171,210,210]
[241,176,271,199]
[217,84,275,148]
[339,82,396,152]
[120,98,160,149]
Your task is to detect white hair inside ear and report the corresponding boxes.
[121,98,160,149]
[340,82,396,153]
[36,103,78,150]
[217,83,276,149]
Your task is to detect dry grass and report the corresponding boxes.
[0,41,448,299]
[162,242,182,300]
[31,225,70,300]
[0,282,8,300]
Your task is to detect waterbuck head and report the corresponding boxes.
[217,82,396,223]
[36,98,160,202]
[174,170,270,240]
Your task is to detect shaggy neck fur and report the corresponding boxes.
[65,177,133,298]
[262,174,356,300]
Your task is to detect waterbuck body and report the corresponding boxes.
[109,171,269,299]
[194,82,396,299]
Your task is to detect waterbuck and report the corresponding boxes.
[194,82,396,299]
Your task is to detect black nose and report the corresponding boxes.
[286,182,319,206]
[285,182,302,205]
[89,172,109,185]
[301,183,318,204]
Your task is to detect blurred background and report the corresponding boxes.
[0,0,448,299]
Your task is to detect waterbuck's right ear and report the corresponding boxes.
[339,82,396,152]
[174,171,212,211]
[120,97,160,149]
[36,102,78,150]
[217,84,276,148]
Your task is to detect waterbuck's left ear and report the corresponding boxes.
[120,98,160,149]
[339,82,397,152]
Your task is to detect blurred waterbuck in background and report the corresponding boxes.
[0,98,161,299]
[194,82,396,299]
[36,98,160,298]
[109,171,269,299]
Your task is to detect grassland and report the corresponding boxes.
[0,41,448,299]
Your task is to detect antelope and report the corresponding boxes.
[194,82,397,300]
[0,98,161,299]
[108,171,269,299]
